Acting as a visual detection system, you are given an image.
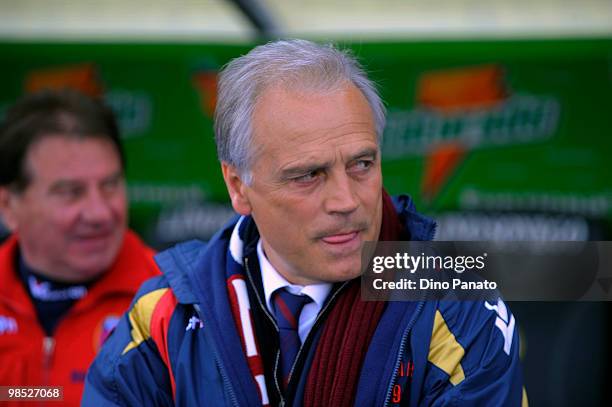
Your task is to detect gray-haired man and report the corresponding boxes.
[84,39,525,406]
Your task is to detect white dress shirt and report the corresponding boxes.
[257,239,332,343]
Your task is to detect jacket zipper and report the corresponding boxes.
[42,336,55,399]
[193,304,239,407]
[244,257,350,405]
[244,257,285,403]
[383,301,425,406]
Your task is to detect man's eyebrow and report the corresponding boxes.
[49,171,123,191]
[101,171,124,183]
[280,161,331,178]
[349,147,379,161]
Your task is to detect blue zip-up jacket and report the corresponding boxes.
[83,196,526,406]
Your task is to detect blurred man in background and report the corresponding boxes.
[0,89,159,405]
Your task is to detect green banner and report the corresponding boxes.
[0,39,610,241]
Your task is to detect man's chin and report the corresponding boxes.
[66,255,116,282]
[321,259,364,283]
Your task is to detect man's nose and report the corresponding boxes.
[323,172,359,215]
[81,189,114,224]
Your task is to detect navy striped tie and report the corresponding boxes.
[272,289,312,389]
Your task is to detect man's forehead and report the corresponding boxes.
[25,135,122,183]
[251,83,377,158]
[253,81,368,117]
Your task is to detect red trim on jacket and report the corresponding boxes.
[150,289,179,400]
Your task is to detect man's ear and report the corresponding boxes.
[221,162,252,215]
[0,187,18,232]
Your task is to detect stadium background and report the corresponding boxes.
[0,1,610,405]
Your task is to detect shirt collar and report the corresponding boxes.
[257,239,331,313]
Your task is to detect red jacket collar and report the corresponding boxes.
[0,230,160,316]
[0,235,35,316]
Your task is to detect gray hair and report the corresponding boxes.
[214,39,386,184]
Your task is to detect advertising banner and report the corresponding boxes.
[0,39,610,242]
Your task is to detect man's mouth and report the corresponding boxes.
[321,231,360,245]
[77,231,112,240]
[73,231,115,247]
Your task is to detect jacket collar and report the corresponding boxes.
[0,236,36,316]
[391,194,437,241]
[0,230,158,315]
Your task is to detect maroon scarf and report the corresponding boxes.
[303,189,404,406]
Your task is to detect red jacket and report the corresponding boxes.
[0,230,160,406]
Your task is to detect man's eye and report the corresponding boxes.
[352,160,374,172]
[101,178,121,193]
[56,186,83,199]
[292,171,319,184]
